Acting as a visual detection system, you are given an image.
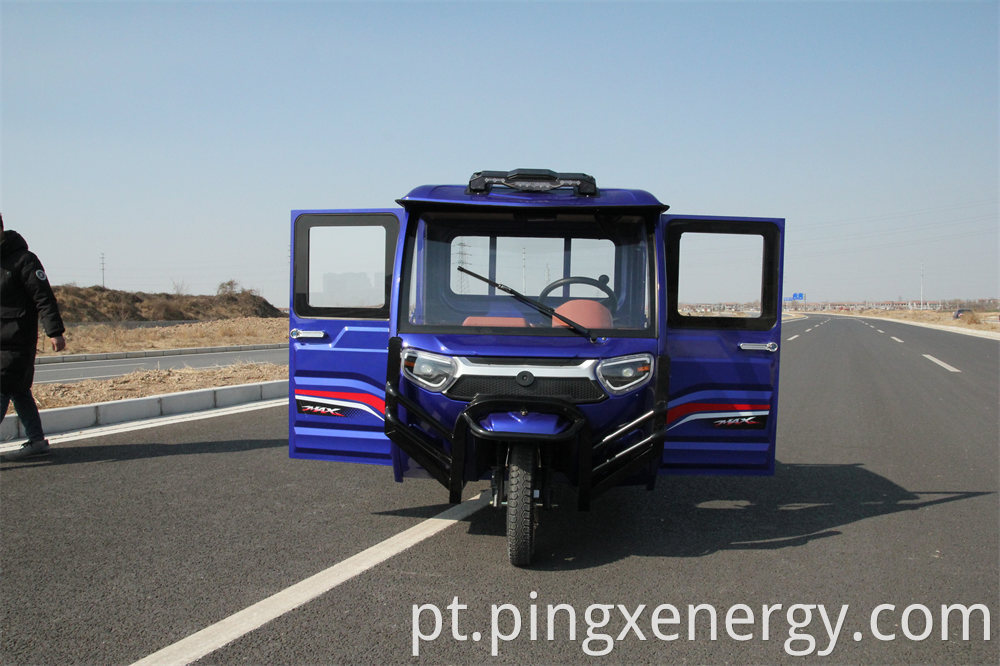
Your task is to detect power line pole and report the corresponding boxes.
[100,252,106,287]
[920,263,924,310]
[455,241,470,293]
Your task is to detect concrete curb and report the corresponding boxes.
[1,380,288,441]
[35,343,287,365]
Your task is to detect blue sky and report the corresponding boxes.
[2,0,997,307]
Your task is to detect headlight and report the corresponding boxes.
[401,349,457,392]
[596,354,654,395]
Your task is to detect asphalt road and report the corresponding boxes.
[33,348,288,384]
[2,315,997,664]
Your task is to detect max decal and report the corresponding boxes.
[293,390,386,421]
[296,400,346,417]
[713,415,768,429]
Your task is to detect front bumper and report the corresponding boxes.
[384,337,669,508]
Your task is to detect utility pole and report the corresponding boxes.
[100,253,106,287]
[920,263,924,310]
[455,241,470,293]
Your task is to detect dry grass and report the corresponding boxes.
[37,317,288,356]
[29,363,288,411]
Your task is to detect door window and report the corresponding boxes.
[293,213,398,318]
[667,220,780,330]
[678,232,764,318]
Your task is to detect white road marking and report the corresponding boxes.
[34,363,150,382]
[805,328,813,333]
[923,354,961,373]
[0,399,288,452]
[36,372,146,384]
[876,329,885,334]
[131,493,490,666]
[891,337,904,343]
[36,361,148,372]
[787,335,800,341]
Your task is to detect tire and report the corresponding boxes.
[506,444,537,567]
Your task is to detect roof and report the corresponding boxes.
[397,169,668,211]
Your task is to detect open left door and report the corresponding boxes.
[660,215,785,474]
[289,210,401,464]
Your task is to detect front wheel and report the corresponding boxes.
[506,444,538,567]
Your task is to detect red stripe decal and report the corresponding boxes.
[666,402,770,424]
[295,390,386,415]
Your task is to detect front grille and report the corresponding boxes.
[446,376,606,403]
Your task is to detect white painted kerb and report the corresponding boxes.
[1,380,288,441]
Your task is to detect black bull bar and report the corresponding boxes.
[383,337,670,509]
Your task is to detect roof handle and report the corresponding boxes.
[467,169,599,196]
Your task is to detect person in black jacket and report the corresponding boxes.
[1,213,67,461]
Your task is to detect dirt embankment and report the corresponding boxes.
[53,284,284,322]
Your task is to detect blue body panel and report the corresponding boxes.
[658,214,784,474]
[477,412,570,436]
[288,208,402,465]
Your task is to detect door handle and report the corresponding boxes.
[290,329,326,340]
[738,341,778,352]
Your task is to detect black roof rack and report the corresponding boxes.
[467,169,599,196]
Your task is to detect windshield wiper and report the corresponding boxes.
[456,265,597,343]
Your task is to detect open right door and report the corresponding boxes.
[660,215,785,474]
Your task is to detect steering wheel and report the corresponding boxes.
[538,276,616,304]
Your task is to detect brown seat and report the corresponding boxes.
[552,300,613,329]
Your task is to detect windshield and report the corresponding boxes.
[400,211,653,336]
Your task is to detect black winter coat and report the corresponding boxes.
[1,230,65,393]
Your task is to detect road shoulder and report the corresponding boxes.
[815,312,1000,340]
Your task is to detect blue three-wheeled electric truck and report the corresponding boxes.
[289,169,784,566]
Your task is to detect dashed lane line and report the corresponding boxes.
[891,337,904,343]
[923,354,961,373]
[787,335,800,341]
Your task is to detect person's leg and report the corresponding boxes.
[1,353,50,460]
[0,389,50,461]
[9,389,45,442]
